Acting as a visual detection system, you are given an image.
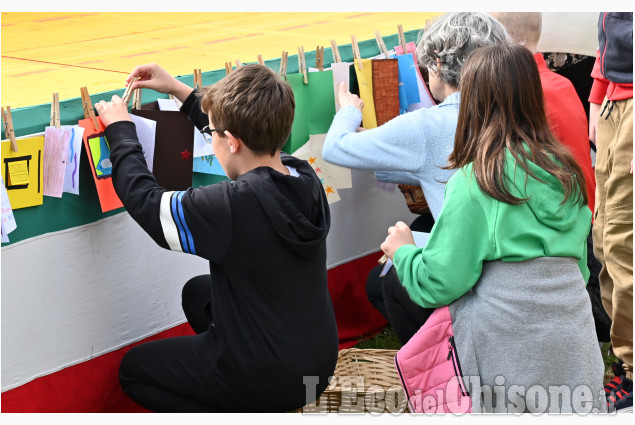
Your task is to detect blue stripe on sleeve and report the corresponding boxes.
[170,192,188,253]
[175,191,197,256]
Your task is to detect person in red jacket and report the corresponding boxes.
[588,12,633,412]
[489,12,596,213]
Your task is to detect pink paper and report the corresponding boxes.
[43,126,71,198]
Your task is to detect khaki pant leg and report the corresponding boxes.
[597,97,634,377]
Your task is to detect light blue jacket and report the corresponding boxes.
[322,92,461,219]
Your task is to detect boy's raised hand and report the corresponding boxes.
[337,81,364,113]
[95,95,132,128]
[125,63,193,102]
[380,221,415,260]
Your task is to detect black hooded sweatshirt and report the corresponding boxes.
[104,92,338,411]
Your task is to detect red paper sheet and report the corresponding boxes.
[78,118,123,213]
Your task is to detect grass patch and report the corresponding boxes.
[353,327,402,350]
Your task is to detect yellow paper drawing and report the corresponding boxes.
[355,58,378,129]
[1,135,44,209]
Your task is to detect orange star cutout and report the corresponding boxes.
[308,156,317,165]
[325,185,335,196]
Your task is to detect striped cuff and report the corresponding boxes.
[159,191,197,255]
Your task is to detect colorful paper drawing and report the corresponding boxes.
[311,155,340,204]
[396,53,421,113]
[88,133,112,178]
[372,59,400,126]
[395,42,436,111]
[78,118,123,213]
[43,126,71,198]
[354,58,378,129]
[1,175,17,238]
[284,71,336,154]
[129,114,157,171]
[192,155,226,176]
[294,133,351,189]
[330,62,352,112]
[1,135,44,209]
[62,126,84,195]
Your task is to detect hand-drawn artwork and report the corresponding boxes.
[372,59,400,126]
[1,175,17,241]
[192,155,226,176]
[294,133,351,189]
[293,135,350,204]
[353,58,378,129]
[395,42,436,111]
[62,126,84,195]
[284,71,336,154]
[78,118,123,213]
[131,101,194,191]
[43,126,71,198]
[1,135,44,209]
[330,62,352,112]
[129,114,156,171]
[87,132,112,179]
[310,155,340,203]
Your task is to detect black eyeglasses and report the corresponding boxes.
[200,125,219,144]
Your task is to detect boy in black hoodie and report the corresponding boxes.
[95,63,338,412]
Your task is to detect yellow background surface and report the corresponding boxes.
[1,12,442,108]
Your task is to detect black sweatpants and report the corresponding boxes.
[118,275,222,412]
[365,213,435,345]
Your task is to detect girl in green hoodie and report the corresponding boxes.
[383,43,605,413]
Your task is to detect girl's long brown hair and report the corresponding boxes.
[447,43,587,206]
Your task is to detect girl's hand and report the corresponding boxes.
[95,95,131,128]
[380,221,415,260]
[337,81,364,113]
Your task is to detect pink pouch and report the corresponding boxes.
[394,306,471,413]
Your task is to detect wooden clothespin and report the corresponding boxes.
[235,59,243,68]
[193,69,202,89]
[122,77,139,105]
[374,30,389,59]
[1,106,18,152]
[298,46,308,84]
[315,45,324,71]
[50,93,61,129]
[397,24,407,53]
[279,51,288,76]
[330,39,341,63]
[257,54,265,66]
[378,253,388,265]
[80,87,100,132]
[132,88,142,110]
[351,34,362,70]
[225,62,233,75]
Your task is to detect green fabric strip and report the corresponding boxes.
[1,31,419,246]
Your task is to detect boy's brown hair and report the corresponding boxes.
[199,64,295,156]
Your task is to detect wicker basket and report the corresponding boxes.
[300,348,408,414]
[397,184,430,215]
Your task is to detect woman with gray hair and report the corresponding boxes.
[322,12,508,344]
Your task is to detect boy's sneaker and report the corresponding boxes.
[606,361,633,412]
[608,376,632,412]
[605,361,626,396]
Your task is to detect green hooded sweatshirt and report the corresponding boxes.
[393,148,591,309]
